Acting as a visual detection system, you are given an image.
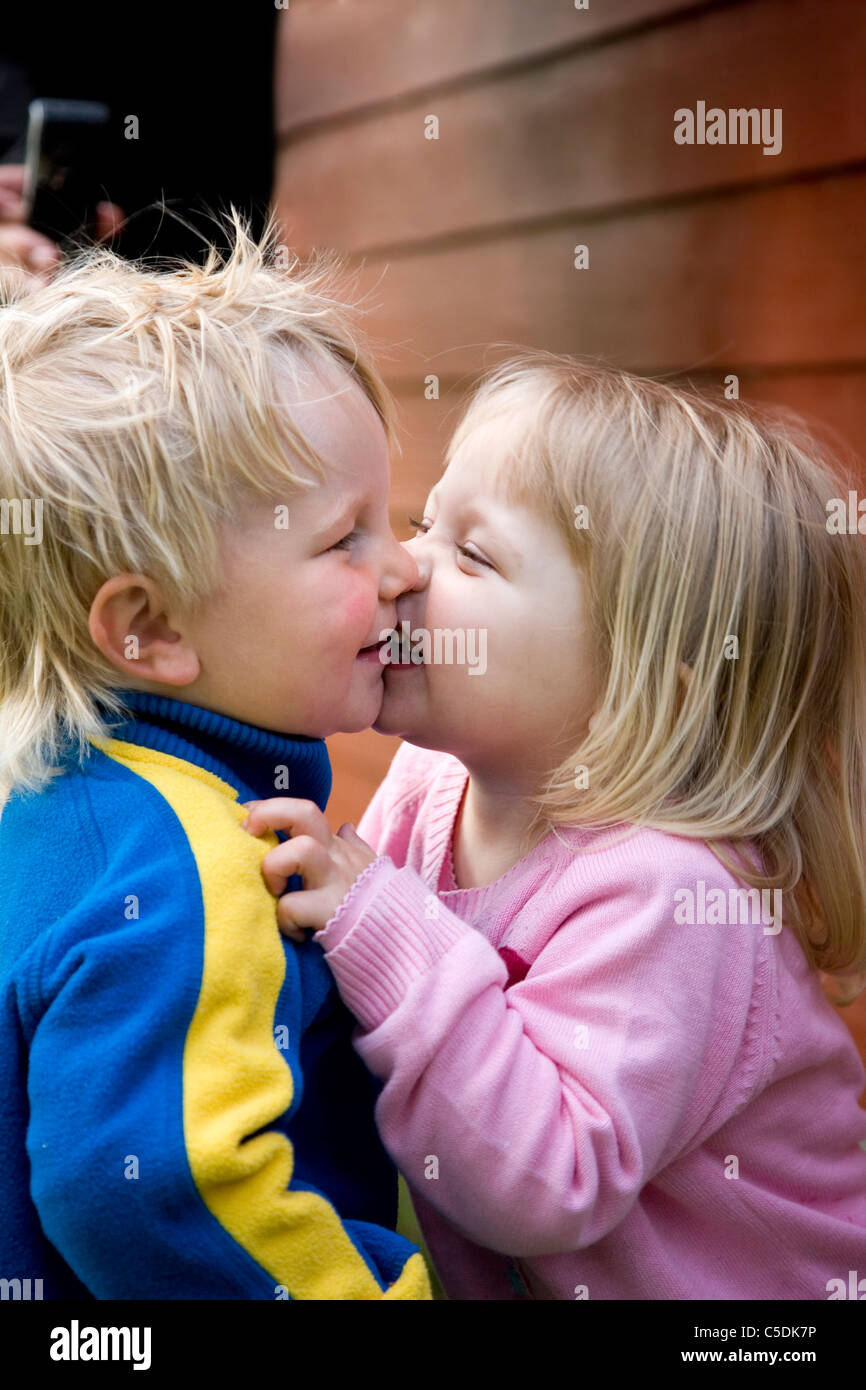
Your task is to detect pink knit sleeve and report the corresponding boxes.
[317,741,420,951]
[316,853,774,1257]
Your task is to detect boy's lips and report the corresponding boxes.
[355,638,389,663]
[356,637,418,668]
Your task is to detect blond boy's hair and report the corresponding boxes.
[447,351,866,1003]
[0,208,393,797]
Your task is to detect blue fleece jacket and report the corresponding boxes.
[0,690,431,1300]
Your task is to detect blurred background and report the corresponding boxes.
[0,1,863,1099]
[270,0,866,1084]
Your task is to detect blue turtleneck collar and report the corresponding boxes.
[97,689,332,812]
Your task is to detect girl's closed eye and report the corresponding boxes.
[407,515,494,569]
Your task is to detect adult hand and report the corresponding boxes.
[0,164,125,288]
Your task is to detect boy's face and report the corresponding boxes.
[171,362,419,737]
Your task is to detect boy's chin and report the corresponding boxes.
[330,684,388,735]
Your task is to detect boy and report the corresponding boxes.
[0,212,430,1299]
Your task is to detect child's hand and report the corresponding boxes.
[240,798,378,943]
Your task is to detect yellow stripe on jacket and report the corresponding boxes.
[89,736,431,1300]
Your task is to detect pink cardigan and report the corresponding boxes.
[317,742,866,1299]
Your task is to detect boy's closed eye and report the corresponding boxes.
[326,527,363,553]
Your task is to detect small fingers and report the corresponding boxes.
[259,835,329,897]
[241,797,331,845]
[275,888,334,937]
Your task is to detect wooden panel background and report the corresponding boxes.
[273,0,866,1087]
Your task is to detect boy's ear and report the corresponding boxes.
[88,574,201,687]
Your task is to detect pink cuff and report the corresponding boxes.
[313,862,477,1031]
[316,855,399,950]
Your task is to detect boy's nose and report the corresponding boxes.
[399,538,431,591]
[380,533,423,599]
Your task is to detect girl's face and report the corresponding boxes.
[374,419,603,786]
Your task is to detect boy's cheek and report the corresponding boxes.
[338,584,379,638]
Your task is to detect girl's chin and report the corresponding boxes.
[371,696,412,737]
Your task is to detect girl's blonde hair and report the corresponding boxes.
[447,351,866,1004]
[0,207,393,797]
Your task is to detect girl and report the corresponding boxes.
[242,352,866,1300]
